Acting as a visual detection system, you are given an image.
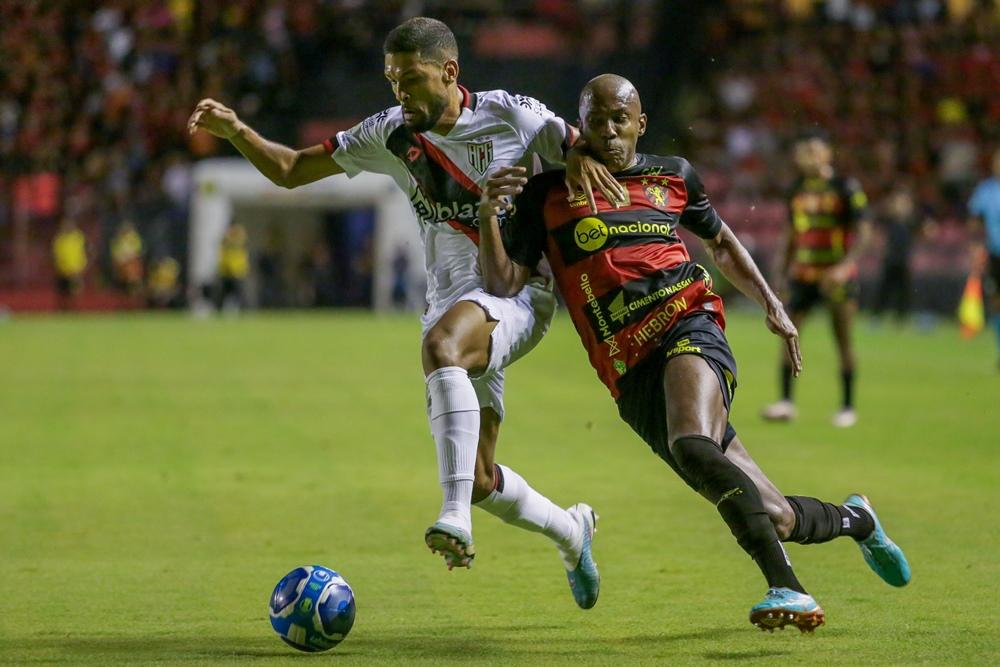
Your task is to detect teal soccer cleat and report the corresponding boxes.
[749,587,826,632]
[844,493,911,587]
[424,521,476,570]
[563,503,600,609]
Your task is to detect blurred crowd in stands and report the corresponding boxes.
[0,0,996,314]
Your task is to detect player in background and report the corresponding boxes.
[967,147,1000,368]
[872,187,934,324]
[477,74,910,631]
[761,135,873,428]
[188,17,625,608]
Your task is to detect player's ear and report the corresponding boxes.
[443,59,459,84]
[637,113,647,137]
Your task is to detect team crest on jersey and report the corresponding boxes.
[569,190,590,208]
[467,140,494,175]
[642,179,668,208]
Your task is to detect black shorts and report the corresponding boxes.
[788,278,858,314]
[615,311,739,491]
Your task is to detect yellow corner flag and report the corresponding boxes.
[958,246,987,339]
[958,275,984,338]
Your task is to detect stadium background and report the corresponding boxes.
[2,2,1000,665]
[1,0,996,314]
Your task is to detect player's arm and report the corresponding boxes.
[702,223,802,376]
[966,185,989,257]
[503,93,624,213]
[774,220,796,294]
[187,98,343,188]
[826,179,873,285]
[477,166,534,297]
[677,157,800,374]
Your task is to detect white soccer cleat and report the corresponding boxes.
[832,408,858,428]
[761,400,797,422]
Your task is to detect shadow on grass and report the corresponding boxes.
[0,625,778,662]
[703,649,792,661]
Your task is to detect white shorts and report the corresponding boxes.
[422,281,556,420]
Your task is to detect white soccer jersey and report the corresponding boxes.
[327,86,575,327]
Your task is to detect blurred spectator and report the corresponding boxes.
[2,1,993,317]
[873,187,935,323]
[217,223,249,312]
[691,3,998,217]
[52,217,87,310]
[110,220,144,295]
[256,224,288,309]
[147,256,182,309]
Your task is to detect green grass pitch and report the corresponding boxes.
[1,310,998,665]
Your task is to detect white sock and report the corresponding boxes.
[426,366,480,535]
[475,464,581,567]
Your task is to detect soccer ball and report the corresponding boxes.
[268,565,356,652]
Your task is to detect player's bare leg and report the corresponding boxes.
[471,407,599,607]
[830,298,858,427]
[761,309,807,422]
[422,302,590,590]
[422,301,494,569]
[664,354,824,632]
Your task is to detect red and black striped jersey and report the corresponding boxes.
[502,154,726,398]
[787,174,868,280]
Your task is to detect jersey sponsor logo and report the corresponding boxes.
[574,217,609,251]
[613,359,627,375]
[580,272,622,355]
[362,108,391,130]
[571,217,674,252]
[386,125,481,231]
[664,336,702,357]
[568,191,590,208]
[610,276,695,324]
[630,297,689,346]
[580,272,613,340]
[581,267,707,343]
[512,94,547,116]
[409,188,478,226]
[467,140,494,175]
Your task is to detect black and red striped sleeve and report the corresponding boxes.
[501,172,553,269]
[677,158,723,239]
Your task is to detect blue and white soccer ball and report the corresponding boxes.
[268,565,356,652]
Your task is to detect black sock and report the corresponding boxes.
[781,363,794,401]
[785,496,874,543]
[841,369,854,409]
[673,435,806,593]
[838,503,875,540]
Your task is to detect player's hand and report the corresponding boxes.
[187,98,242,139]
[480,166,528,214]
[820,261,853,292]
[565,149,628,214]
[765,302,802,377]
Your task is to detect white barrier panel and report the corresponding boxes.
[189,158,422,310]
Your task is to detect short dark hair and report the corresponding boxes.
[383,17,458,63]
